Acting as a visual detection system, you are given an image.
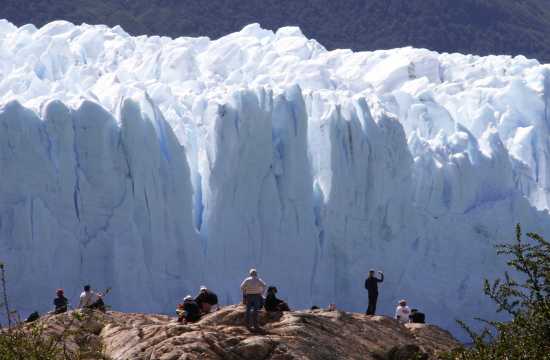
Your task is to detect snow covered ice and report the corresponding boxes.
[1,19,550,337]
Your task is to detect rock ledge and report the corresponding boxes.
[40,306,459,359]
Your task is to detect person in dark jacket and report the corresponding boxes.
[264,286,290,312]
[25,311,40,323]
[176,295,201,323]
[365,269,384,315]
[53,288,69,314]
[195,286,219,314]
[409,308,426,323]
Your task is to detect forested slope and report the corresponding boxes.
[2,0,550,62]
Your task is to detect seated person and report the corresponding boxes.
[264,286,290,312]
[195,286,218,314]
[25,311,40,323]
[176,295,201,323]
[78,285,106,312]
[79,285,98,308]
[90,294,106,312]
[409,308,426,323]
[395,299,411,323]
[53,288,69,314]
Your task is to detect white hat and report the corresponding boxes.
[200,286,208,291]
[249,268,257,276]
[398,299,407,305]
[183,295,193,301]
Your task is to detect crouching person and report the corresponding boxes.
[176,295,201,323]
[409,308,426,323]
[91,294,107,312]
[195,286,218,314]
[264,286,290,312]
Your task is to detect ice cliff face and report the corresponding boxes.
[1,19,550,337]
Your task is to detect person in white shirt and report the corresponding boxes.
[240,268,267,330]
[395,299,411,323]
[78,284,99,309]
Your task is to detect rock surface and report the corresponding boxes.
[38,306,459,359]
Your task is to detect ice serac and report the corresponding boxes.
[0,96,201,315]
[198,86,318,305]
[1,20,550,338]
[307,95,415,309]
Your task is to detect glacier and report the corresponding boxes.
[1,19,550,337]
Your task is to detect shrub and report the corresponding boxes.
[442,224,550,360]
[0,263,109,360]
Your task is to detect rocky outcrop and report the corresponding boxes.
[37,306,459,359]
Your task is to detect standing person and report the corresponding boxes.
[395,299,411,323]
[195,286,219,314]
[365,269,384,315]
[240,268,266,330]
[53,289,69,314]
[78,285,98,309]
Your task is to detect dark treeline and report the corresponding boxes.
[2,0,550,62]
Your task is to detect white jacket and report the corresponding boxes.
[395,305,411,323]
[78,291,99,308]
[240,276,266,295]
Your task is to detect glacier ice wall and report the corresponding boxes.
[1,19,550,336]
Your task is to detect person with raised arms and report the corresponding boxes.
[365,269,384,315]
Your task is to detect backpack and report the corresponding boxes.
[26,311,40,323]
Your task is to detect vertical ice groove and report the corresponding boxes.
[3,21,550,339]
[71,109,81,222]
[545,69,550,128]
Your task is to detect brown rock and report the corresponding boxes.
[33,306,459,359]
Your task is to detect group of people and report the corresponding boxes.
[176,286,219,323]
[25,284,108,323]
[365,269,426,324]
[240,268,290,330]
[43,268,425,329]
[52,285,107,314]
[395,299,425,324]
[176,269,290,331]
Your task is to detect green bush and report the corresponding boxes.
[442,224,550,360]
[0,323,64,360]
[0,263,108,360]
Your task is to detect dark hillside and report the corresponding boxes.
[2,0,550,62]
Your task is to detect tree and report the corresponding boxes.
[443,224,550,359]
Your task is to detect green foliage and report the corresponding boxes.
[0,312,110,360]
[0,323,64,360]
[2,0,550,62]
[0,263,109,360]
[442,224,550,360]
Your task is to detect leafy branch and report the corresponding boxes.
[442,224,550,359]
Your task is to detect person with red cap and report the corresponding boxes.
[53,289,69,314]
